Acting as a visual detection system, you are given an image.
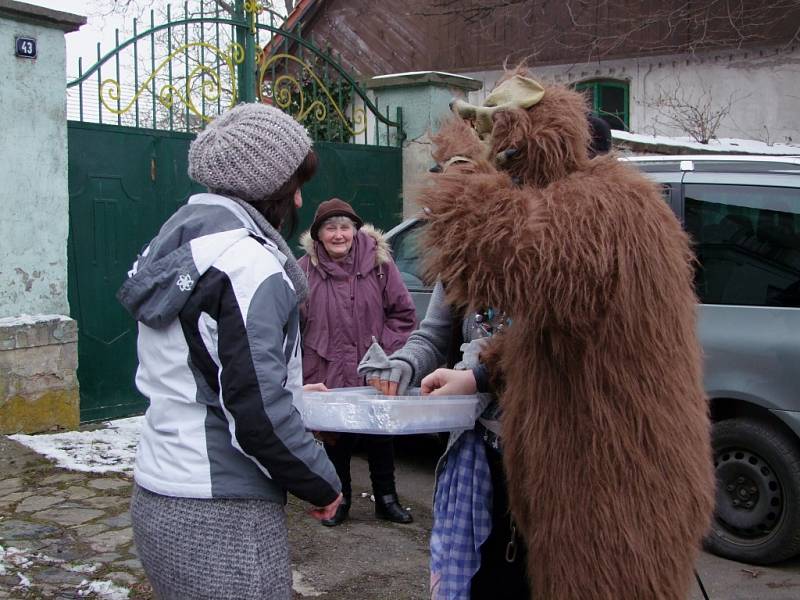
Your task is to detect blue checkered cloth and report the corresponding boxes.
[430,430,493,600]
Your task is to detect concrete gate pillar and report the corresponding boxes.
[0,1,85,433]
[366,72,482,218]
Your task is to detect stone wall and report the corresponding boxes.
[0,316,79,433]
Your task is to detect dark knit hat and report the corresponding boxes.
[310,198,363,240]
[188,103,312,202]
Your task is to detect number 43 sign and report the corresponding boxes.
[15,36,37,59]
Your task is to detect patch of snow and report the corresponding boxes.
[292,569,323,597]
[1,546,33,572]
[11,417,143,474]
[0,313,72,327]
[16,572,31,588]
[372,70,478,81]
[1,545,67,579]
[67,562,102,573]
[614,130,800,156]
[77,579,130,599]
[2,547,122,596]
[33,552,64,565]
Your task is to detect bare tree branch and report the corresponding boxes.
[214,0,235,15]
[648,78,739,143]
[409,0,800,64]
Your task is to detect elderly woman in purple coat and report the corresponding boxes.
[298,198,417,526]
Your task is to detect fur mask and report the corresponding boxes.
[438,72,592,188]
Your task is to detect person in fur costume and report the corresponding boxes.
[416,71,715,599]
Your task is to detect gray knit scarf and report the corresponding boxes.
[230,196,309,302]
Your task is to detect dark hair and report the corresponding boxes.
[587,114,612,158]
[250,149,318,236]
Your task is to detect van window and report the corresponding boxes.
[684,184,800,307]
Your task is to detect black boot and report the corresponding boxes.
[321,495,350,527]
[374,493,413,524]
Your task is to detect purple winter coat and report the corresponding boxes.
[298,225,417,388]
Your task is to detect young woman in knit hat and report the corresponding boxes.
[298,198,417,526]
[117,103,342,600]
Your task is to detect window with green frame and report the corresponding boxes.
[574,79,629,131]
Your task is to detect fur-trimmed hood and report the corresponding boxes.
[297,221,417,389]
[298,223,391,268]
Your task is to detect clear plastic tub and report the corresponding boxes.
[296,387,485,434]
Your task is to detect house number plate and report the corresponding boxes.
[15,37,37,59]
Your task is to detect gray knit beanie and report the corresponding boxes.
[188,103,312,202]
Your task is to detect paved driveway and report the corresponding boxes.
[290,435,800,600]
[2,433,799,599]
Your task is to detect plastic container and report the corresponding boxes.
[296,387,485,435]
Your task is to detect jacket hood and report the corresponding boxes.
[299,224,391,268]
[117,194,271,329]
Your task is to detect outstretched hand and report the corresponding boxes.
[363,358,412,397]
[420,368,477,396]
[308,492,343,521]
[303,383,328,392]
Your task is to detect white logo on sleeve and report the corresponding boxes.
[177,273,194,292]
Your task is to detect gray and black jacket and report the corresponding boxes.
[118,193,340,506]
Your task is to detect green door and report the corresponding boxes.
[67,122,202,421]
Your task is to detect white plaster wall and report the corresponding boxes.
[370,79,480,217]
[461,45,800,145]
[0,16,70,318]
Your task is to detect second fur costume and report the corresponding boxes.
[420,71,715,599]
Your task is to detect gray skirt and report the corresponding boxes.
[131,484,291,600]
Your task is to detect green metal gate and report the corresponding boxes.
[68,124,200,421]
[67,1,405,421]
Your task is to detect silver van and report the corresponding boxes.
[386,155,800,565]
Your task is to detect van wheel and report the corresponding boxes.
[705,418,800,564]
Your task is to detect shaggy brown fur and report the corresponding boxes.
[421,72,715,600]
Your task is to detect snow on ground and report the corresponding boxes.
[10,417,143,474]
[3,419,137,598]
[613,130,800,156]
[292,569,324,597]
[17,571,31,588]
[1,546,35,575]
[1,545,117,596]
[10,417,327,597]
[77,579,130,599]
[0,313,72,326]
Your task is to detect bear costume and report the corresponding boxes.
[419,70,715,599]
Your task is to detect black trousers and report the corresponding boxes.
[470,443,531,599]
[323,433,396,498]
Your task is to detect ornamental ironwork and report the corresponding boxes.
[66,1,404,147]
[259,53,367,141]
